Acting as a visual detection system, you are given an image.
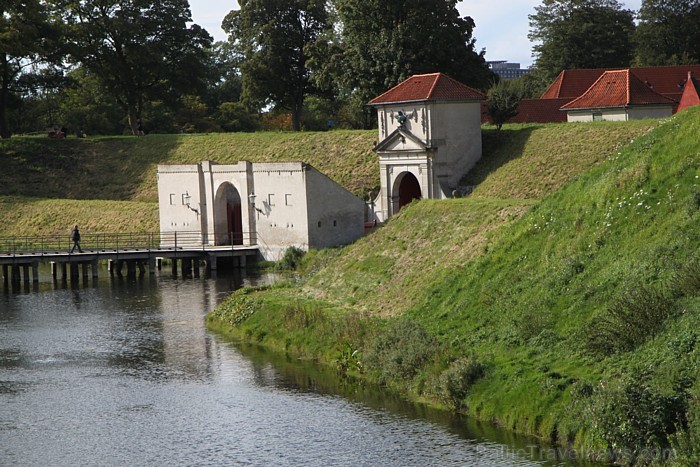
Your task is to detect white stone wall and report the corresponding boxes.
[377,103,430,143]
[305,166,365,250]
[158,161,366,261]
[373,99,483,220]
[249,163,311,261]
[428,101,483,191]
[566,106,672,122]
[157,164,205,246]
[627,106,673,120]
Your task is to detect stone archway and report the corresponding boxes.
[392,171,422,214]
[214,182,243,245]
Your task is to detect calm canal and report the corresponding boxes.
[1,267,582,466]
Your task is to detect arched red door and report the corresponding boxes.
[227,201,243,245]
[398,173,422,210]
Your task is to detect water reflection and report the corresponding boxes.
[0,265,589,466]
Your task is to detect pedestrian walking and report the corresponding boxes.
[70,225,83,253]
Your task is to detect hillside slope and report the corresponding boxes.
[0,121,654,238]
[208,108,700,461]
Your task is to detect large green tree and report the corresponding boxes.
[0,0,63,138]
[223,0,330,131]
[334,0,493,115]
[64,0,212,135]
[529,0,635,80]
[634,0,700,66]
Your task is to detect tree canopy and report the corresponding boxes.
[634,0,700,66]
[529,0,635,80]
[334,0,493,111]
[0,0,64,138]
[223,0,330,131]
[64,0,212,135]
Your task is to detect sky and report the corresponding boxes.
[188,0,644,68]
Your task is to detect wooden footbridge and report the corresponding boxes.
[0,231,259,288]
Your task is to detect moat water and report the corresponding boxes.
[0,267,586,465]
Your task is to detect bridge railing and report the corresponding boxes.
[0,231,257,256]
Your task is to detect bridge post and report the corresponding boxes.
[239,255,246,269]
[32,262,39,283]
[193,259,200,278]
[115,260,124,277]
[70,263,79,283]
[137,261,145,275]
[156,258,162,271]
[2,265,8,286]
[207,255,217,272]
[91,260,98,280]
[181,258,191,278]
[50,262,57,279]
[11,265,20,286]
[81,263,89,282]
[61,262,67,282]
[149,257,156,275]
[171,258,178,278]
[22,265,30,285]
[126,260,136,277]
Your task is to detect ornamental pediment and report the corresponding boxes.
[373,128,428,153]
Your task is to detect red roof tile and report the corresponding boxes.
[540,65,700,101]
[678,72,700,113]
[630,65,700,96]
[561,70,676,110]
[508,98,571,123]
[368,73,485,105]
[541,69,609,99]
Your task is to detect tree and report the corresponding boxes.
[487,79,525,130]
[634,0,700,66]
[334,0,493,125]
[529,0,635,80]
[223,0,330,131]
[0,1,64,138]
[64,0,212,135]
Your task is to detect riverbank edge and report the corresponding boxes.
[204,288,595,458]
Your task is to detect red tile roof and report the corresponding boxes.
[678,72,700,113]
[541,69,608,99]
[540,65,700,100]
[368,73,485,105]
[561,69,676,110]
[508,98,571,123]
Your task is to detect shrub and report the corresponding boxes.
[592,376,689,463]
[276,246,306,271]
[437,356,486,410]
[334,342,364,376]
[671,257,700,298]
[364,319,440,384]
[283,302,326,330]
[584,285,674,356]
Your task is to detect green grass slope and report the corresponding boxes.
[0,130,376,236]
[208,109,700,462]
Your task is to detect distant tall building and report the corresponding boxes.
[488,61,531,80]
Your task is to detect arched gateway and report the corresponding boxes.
[395,172,422,211]
[214,182,243,245]
[367,73,485,222]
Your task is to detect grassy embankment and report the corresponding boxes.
[0,130,376,236]
[207,111,700,462]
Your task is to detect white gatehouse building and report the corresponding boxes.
[157,73,486,260]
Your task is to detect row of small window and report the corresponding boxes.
[267,194,294,207]
[168,193,295,206]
